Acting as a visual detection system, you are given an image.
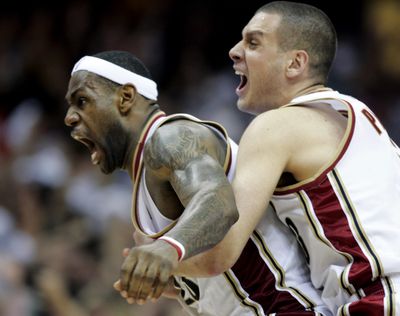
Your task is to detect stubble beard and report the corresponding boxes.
[100,121,128,174]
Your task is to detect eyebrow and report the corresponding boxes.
[243,29,265,39]
[65,87,82,102]
[247,30,264,37]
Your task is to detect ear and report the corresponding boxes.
[286,50,308,79]
[118,84,137,115]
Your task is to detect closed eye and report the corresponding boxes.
[244,30,263,49]
[248,39,259,48]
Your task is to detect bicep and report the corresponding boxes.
[170,154,232,207]
[144,123,233,207]
[233,117,289,235]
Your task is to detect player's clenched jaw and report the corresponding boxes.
[65,72,129,174]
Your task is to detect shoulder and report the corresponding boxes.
[143,119,225,172]
[239,105,338,167]
[241,107,305,147]
[153,119,217,143]
[146,119,221,156]
[243,106,332,145]
[240,105,346,179]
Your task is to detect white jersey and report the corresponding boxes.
[270,90,400,315]
[131,111,331,316]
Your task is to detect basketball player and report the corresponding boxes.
[65,51,331,315]
[211,1,399,315]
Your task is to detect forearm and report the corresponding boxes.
[165,184,238,260]
[174,249,226,277]
[172,222,244,277]
[172,189,270,277]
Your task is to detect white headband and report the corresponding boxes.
[71,56,158,100]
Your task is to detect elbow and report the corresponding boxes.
[222,205,239,234]
[212,185,239,228]
[222,187,239,227]
[229,206,239,225]
[202,240,239,276]
[186,238,239,277]
[203,256,236,276]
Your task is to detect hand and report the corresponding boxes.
[117,239,179,304]
[114,246,179,304]
[133,230,153,245]
[113,275,179,303]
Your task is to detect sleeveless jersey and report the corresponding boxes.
[130,111,331,316]
[270,90,400,315]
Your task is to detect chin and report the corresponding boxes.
[237,99,248,113]
[237,101,257,115]
[100,167,113,174]
[99,159,116,174]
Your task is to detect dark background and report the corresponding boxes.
[0,1,399,315]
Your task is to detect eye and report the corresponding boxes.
[77,97,87,108]
[249,40,258,48]
[245,36,258,48]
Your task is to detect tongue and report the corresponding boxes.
[239,75,247,90]
[91,151,100,165]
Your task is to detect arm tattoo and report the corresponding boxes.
[145,123,238,259]
[145,125,209,171]
[171,184,236,258]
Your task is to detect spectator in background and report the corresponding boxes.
[0,1,399,315]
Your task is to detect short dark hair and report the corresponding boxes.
[257,1,337,83]
[93,50,153,79]
[90,50,154,94]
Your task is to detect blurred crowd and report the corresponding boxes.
[0,0,399,315]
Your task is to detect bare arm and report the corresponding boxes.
[175,111,293,276]
[145,123,238,258]
[145,122,238,258]
[175,105,346,277]
[119,121,238,301]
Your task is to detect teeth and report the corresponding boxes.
[91,151,100,165]
[235,70,244,75]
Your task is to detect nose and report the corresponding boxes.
[229,41,242,62]
[64,107,80,127]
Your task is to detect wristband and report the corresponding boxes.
[158,236,186,261]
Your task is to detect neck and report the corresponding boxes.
[263,83,329,112]
[292,83,329,99]
[121,106,163,179]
